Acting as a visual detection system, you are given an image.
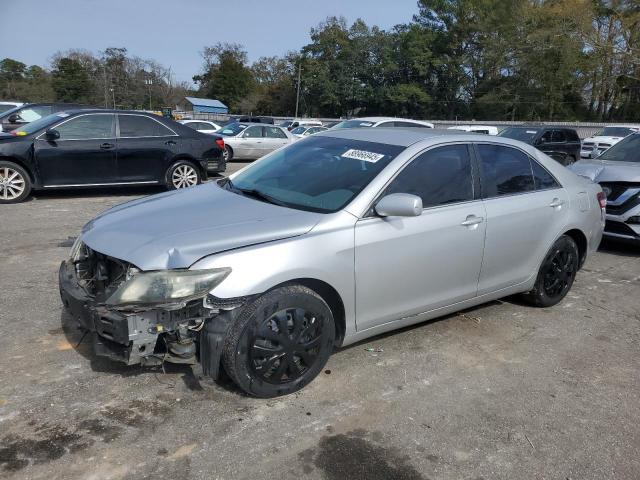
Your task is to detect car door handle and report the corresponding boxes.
[549,198,565,208]
[460,215,484,227]
[100,142,115,149]
[165,140,177,145]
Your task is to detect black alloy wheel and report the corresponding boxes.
[223,285,335,397]
[249,307,324,384]
[523,235,579,307]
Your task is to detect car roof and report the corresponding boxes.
[317,127,468,147]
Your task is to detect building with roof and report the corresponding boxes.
[181,97,228,114]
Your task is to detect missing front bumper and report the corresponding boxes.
[58,260,240,376]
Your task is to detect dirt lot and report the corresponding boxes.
[1,170,639,480]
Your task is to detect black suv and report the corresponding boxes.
[0,103,92,133]
[498,126,581,165]
[0,109,225,203]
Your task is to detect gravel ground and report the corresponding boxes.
[0,171,639,480]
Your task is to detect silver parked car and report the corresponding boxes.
[59,129,604,397]
[216,122,293,161]
[570,132,640,243]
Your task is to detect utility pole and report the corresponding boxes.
[110,88,116,109]
[145,78,153,110]
[294,62,301,119]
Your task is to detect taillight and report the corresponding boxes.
[597,191,606,209]
[215,138,225,150]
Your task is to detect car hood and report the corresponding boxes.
[81,183,322,270]
[568,159,640,183]
[583,136,625,144]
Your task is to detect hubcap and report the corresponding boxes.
[542,247,576,297]
[249,308,325,384]
[172,165,198,189]
[0,167,26,200]
[223,148,229,161]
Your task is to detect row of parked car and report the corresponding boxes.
[0,101,638,246]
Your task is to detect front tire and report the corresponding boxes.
[522,235,579,307]
[222,285,335,398]
[223,146,233,162]
[0,161,32,203]
[166,161,201,190]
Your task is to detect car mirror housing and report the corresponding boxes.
[45,129,60,141]
[375,193,423,217]
[8,114,21,123]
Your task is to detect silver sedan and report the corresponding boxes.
[217,122,294,161]
[59,129,604,397]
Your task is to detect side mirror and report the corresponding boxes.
[45,129,60,141]
[375,193,423,217]
[8,114,21,123]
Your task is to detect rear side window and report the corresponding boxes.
[531,161,560,190]
[477,144,534,197]
[395,121,431,129]
[566,130,580,142]
[119,115,174,137]
[55,114,115,140]
[266,126,287,139]
[385,144,474,208]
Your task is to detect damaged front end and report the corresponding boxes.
[58,239,242,379]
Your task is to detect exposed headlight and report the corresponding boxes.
[106,268,231,307]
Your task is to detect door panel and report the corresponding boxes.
[236,126,264,158]
[475,142,569,294]
[354,143,485,331]
[478,190,568,293]
[355,203,486,330]
[34,113,117,185]
[116,114,179,182]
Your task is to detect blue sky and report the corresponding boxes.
[0,0,418,85]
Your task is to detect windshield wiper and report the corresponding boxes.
[223,178,287,207]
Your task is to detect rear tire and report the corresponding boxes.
[222,285,335,398]
[0,161,32,203]
[165,161,201,190]
[522,235,579,307]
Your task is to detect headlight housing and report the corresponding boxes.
[106,268,231,307]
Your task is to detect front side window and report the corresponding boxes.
[118,115,174,137]
[552,130,566,143]
[385,144,474,208]
[229,136,404,213]
[477,144,534,197]
[55,114,115,140]
[395,121,431,128]
[243,126,263,138]
[291,126,306,135]
[266,126,287,139]
[332,120,375,129]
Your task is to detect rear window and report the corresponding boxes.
[332,120,375,129]
[119,115,174,137]
[498,128,539,143]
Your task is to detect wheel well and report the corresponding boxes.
[563,229,588,268]
[279,278,346,347]
[169,155,205,177]
[0,157,35,184]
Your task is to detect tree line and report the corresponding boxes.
[1,0,639,122]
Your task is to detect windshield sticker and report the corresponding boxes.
[57,113,70,118]
[526,130,537,134]
[341,149,385,163]
[359,122,374,127]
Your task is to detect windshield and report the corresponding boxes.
[12,113,69,135]
[595,127,636,137]
[291,126,307,135]
[216,122,247,136]
[228,136,405,213]
[498,127,539,142]
[279,120,293,128]
[597,134,640,163]
[331,119,375,129]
